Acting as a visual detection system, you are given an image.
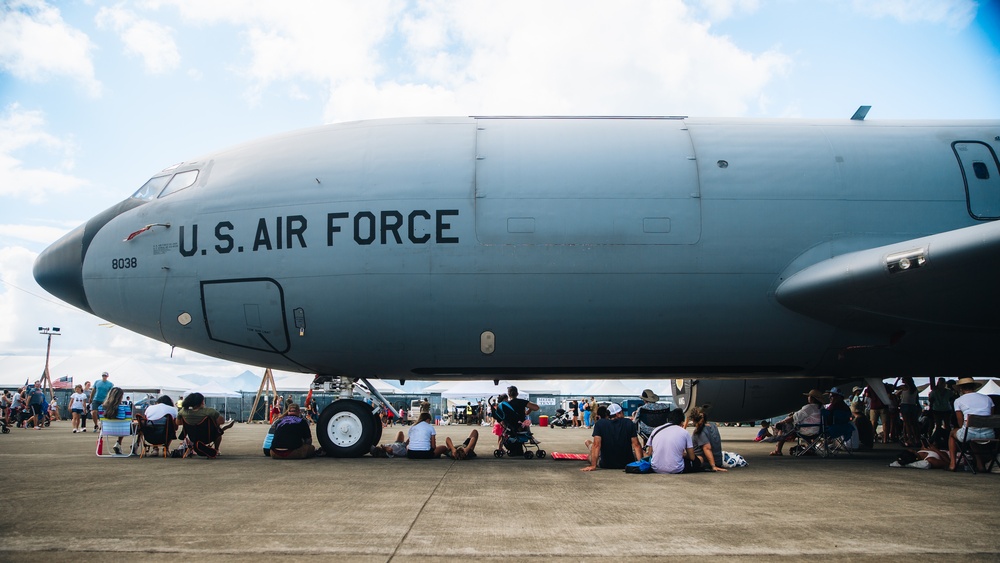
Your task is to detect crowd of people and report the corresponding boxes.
[4,374,995,472]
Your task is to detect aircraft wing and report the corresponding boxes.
[775,220,1000,332]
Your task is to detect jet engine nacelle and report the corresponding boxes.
[670,378,838,423]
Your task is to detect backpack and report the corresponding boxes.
[624,459,653,474]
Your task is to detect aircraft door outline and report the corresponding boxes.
[200,277,291,354]
[953,141,1000,219]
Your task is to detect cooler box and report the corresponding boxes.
[539,415,549,427]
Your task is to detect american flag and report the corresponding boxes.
[53,376,73,389]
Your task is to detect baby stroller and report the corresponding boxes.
[492,401,546,459]
[549,408,572,428]
[0,418,9,434]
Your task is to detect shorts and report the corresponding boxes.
[90,400,103,412]
[71,408,84,415]
[407,449,438,459]
[900,404,920,418]
[956,426,995,441]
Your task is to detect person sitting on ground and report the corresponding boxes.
[175,392,234,455]
[948,377,996,472]
[445,428,480,460]
[270,403,317,459]
[648,408,701,474]
[770,389,824,456]
[406,412,449,459]
[687,405,727,472]
[754,420,772,442]
[582,403,643,472]
[852,401,875,450]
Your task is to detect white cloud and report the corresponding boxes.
[0,224,71,245]
[95,4,180,74]
[149,0,789,122]
[698,0,761,20]
[0,0,102,96]
[853,0,977,29]
[0,104,88,203]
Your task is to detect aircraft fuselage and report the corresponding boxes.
[34,116,1000,380]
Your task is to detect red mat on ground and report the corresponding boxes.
[549,452,588,460]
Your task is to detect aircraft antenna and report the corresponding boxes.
[851,106,871,120]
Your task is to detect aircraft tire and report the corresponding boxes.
[317,399,376,458]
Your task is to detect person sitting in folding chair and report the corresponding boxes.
[137,395,178,457]
[769,389,824,456]
[176,392,234,458]
[948,377,995,472]
[97,387,135,456]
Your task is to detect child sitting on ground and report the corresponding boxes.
[754,420,773,442]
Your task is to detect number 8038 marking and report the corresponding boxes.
[111,257,138,269]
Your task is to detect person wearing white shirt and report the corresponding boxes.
[69,385,89,433]
[143,396,178,421]
[948,377,996,471]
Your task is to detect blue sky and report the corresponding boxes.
[1,0,998,381]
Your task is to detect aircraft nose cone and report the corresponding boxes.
[33,223,93,314]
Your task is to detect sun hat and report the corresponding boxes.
[803,389,826,403]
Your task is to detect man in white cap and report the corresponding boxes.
[582,402,642,471]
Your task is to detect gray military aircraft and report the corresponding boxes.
[33,112,1000,456]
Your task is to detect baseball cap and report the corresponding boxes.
[607,403,623,416]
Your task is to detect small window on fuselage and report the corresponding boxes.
[973,161,990,180]
[157,170,199,198]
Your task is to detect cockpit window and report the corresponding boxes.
[131,175,171,200]
[157,170,199,198]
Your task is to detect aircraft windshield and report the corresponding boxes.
[158,170,198,198]
[131,175,170,200]
[130,169,199,200]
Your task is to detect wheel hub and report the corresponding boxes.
[327,411,363,447]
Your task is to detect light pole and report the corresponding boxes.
[38,327,60,399]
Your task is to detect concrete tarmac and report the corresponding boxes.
[1,420,998,561]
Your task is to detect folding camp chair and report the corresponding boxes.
[822,408,855,457]
[179,415,222,459]
[137,414,177,458]
[636,406,670,448]
[96,404,136,458]
[956,415,1000,474]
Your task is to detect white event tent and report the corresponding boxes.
[978,379,1000,396]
